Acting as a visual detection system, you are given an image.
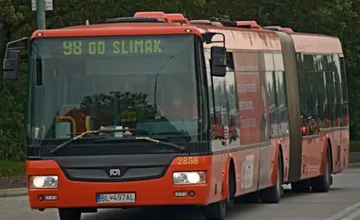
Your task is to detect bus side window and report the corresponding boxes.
[339,54,348,126]
[273,52,288,136]
[212,76,226,140]
[325,69,336,127]
[224,51,239,144]
[333,54,342,126]
[204,48,215,126]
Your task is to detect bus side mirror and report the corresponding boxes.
[3,50,21,81]
[210,46,227,77]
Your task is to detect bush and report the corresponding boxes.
[0,160,25,177]
[350,141,360,152]
[0,64,27,161]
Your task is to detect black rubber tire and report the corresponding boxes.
[260,154,283,203]
[203,198,227,220]
[227,166,235,210]
[204,167,234,220]
[59,208,82,220]
[234,192,260,204]
[291,179,311,193]
[311,147,331,192]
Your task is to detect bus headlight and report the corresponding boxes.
[173,171,206,185]
[30,176,58,189]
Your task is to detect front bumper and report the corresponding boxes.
[26,159,211,209]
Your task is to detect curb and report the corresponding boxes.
[1,161,360,198]
[348,162,360,167]
[0,187,27,198]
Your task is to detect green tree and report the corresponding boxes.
[2,0,360,161]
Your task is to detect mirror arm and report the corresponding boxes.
[210,33,226,47]
[5,37,29,57]
[202,32,226,47]
[7,46,26,50]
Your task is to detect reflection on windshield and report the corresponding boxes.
[29,35,201,144]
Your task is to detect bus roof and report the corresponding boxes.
[31,11,343,54]
[31,11,201,39]
[290,33,343,54]
[31,24,201,38]
[196,25,282,51]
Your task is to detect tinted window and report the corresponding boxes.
[29,35,201,144]
[297,52,347,131]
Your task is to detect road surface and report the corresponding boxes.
[1,167,360,220]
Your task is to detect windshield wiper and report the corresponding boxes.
[135,136,188,153]
[49,128,151,154]
[94,136,188,153]
[49,128,188,154]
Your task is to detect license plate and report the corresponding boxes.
[96,193,136,204]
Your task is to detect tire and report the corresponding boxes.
[260,154,283,203]
[234,192,260,204]
[291,179,310,193]
[59,208,82,220]
[227,167,235,210]
[311,147,331,192]
[203,198,227,220]
[204,167,234,220]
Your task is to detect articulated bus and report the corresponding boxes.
[2,11,349,220]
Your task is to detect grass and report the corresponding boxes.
[0,160,25,178]
[350,141,360,152]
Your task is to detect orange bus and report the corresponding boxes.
[2,11,349,220]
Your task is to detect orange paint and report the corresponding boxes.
[26,158,213,209]
[31,25,201,39]
[299,129,349,180]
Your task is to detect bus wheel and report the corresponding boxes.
[291,179,310,193]
[204,174,232,220]
[59,208,81,220]
[260,154,283,203]
[227,166,235,211]
[234,192,260,204]
[203,199,227,220]
[311,147,331,192]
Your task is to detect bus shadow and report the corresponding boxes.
[226,187,348,219]
[281,187,347,200]
[82,206,204,220]
[82,187,347,220]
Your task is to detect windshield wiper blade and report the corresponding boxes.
[94,136,188,153]
[50,130,98,154]
[135,136,188,153]
[49,128,150,154]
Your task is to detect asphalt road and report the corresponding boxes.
[1,167,360,220]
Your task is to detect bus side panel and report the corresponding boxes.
[232,147,260,197]
[277,32,303,182]
[208,153,228,204]
[208,148,261,202]
[315,130,342,177]
[270,137,290,183]
[339,53,350,173]
[302,136,325,179]
[330,130,342,174]
[258,142,276,190]
[340,128,350,172]
[328,129,349,174]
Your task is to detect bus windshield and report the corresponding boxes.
[28,35,202,145]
